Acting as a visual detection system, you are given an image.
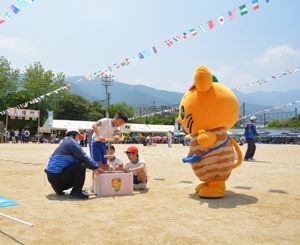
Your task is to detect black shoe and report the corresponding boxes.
[56,191,65,196]
[69,192,89,199]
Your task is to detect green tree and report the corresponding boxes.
[108,102,134,118]
[22,62,68,124]
[0,56,20,111]
[55,94,94,120]
[288,114,300,128]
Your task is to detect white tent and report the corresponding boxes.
[147,124,174,133]
[41,119,175,134]
[120,123,152,133]
[41,119,94,133]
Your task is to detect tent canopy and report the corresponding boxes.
[41,119,175,134]
[41,119,94,133]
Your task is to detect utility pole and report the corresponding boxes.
[101,74,114,117]
[243,102,246,127]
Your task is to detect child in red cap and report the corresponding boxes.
[124,146,147,190]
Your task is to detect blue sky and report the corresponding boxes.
[1,0,300,94]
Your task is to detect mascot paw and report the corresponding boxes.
[195,183,208,193]
[198,181,226,198]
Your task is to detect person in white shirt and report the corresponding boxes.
[124,146,147,190]
[90,112,128,170]
[106,144,124,171]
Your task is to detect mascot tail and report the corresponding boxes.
[230,137,243,169]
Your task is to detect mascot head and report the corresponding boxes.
[178,66,239,135]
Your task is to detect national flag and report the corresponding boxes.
[173,36,179,42]
[266,0,270,3]
[228,10,237,20]
[239,4,248,16]
[16,0,28,9]
[182,32,189,39]
[107,66,113,71]
[218,16,224,25]
[0,16,5,24]
[252,0,260,10]
[10,5,20,14]
[113,63,121,69]
[152,46,158,54]
[198,24,206,32]
[207,20,214,30]
[165,40,173,47]
[131,56,139,62]
[189,28,197,36]
[120,61,126,67]
[143,49,152,57]
[139,52,144,59]
[3,10,11,20]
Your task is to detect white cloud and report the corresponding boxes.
[255,45,300,70]
[0,36,39,57]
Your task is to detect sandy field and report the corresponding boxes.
[0,142,300,245]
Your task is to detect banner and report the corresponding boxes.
[8,108,39,119]
[48,111,53,126]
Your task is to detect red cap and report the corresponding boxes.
[125,146,138,154]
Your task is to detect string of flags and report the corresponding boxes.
[239,99,300,121]
[0,0,36,26]
[232,67,300,91]
[0,0,273,115]
[84,0,272,80]
[0,84,70,115]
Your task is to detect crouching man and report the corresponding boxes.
[45,128,103,199]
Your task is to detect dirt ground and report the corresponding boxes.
[0,143,299,245]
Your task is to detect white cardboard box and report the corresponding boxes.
[94,172,133,197]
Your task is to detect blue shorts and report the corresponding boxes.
[133,175,148,184]
[90,141,107,164]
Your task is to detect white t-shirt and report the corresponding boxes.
[124,158,147,177]
[109,156,123,170]
[92,118,119,140]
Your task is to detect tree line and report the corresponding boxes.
[0,57,177,133]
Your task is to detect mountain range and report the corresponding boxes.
[67,77,300,115]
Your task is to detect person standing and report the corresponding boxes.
[90,112,128,171]
[244,115,258,161]
[167,130,173,147]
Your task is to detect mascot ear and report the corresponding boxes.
[194,66,213,92]
[212,75,219,83]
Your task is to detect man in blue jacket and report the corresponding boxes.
[244,116,258,161]
[45,128,102,199]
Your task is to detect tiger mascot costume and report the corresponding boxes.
[178,65,243,198]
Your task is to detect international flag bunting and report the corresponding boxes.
[16,0,28,9]
[252,0,260,10]
[182,32,189,39]
[207,20,214,30]
[239,4,248,16]
[131,57,139,62]
[189,28,197,36]
[173,37,179,42]
[138,52,144,59]
[198,24,206,32]
[152,46,158,54]
[10,5,20,14]
[218,16,224,25]
[3,10,11,20]
[165,40,173,47]
[228,10,237,20]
